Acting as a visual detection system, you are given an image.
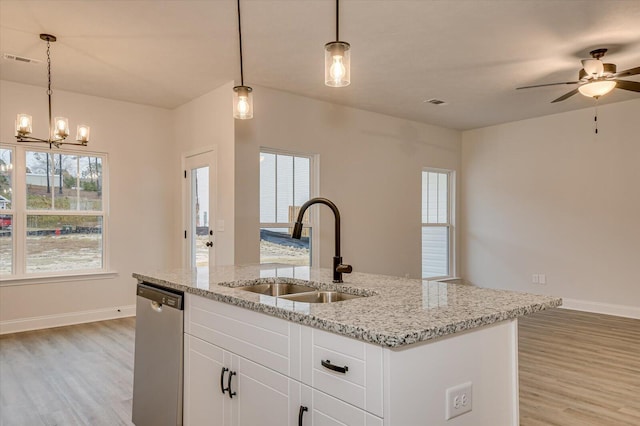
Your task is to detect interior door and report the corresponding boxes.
[184,150,216,268]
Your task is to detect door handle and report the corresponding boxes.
[321,359,348,374]
[206,241,213,247]
[220,367,229,394]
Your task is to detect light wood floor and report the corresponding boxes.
[1,310,638,425]
[519,309,640,426]
[0,318,136,426]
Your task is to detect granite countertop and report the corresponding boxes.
[132,264,562,348]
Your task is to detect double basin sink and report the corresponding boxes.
[236,283,362,303]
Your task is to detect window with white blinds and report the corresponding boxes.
[422,169,453,278]
[260,150,314,266]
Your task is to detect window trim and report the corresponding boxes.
[0,143,110,281]
[259,147,319,267]
[421,167,455,279]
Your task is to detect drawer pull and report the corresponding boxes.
[220,367,229,394]
[321,359,348,374]
[298,405,308,426]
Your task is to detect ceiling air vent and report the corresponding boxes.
[2,53,42,64]
[424,98,447,105]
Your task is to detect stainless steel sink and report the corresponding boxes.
[236,283,316,296]
[280,291,362,303]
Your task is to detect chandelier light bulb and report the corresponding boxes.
[54,117,69,139]
[76,125,91,143]
[16,114,33,136]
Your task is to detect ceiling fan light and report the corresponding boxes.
[578,80,617,98]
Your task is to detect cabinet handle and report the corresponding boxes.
[298,406,308,426]
[321,359,348,374]
[227,370,237,399]
[220,367,229,394]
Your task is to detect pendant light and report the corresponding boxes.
[233,0,253,119]
[15,34,90,148]
[325,0,350,87]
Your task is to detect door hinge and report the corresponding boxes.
[184,170,187,178]
[184,230,187,239]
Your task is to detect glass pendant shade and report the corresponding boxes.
[325,42,351,87]
[233,85,253,120]
[578,80,616,98]
[53,117,70,139]
[16,114,33,136]
[76,125,91,143]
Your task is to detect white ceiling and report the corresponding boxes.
[1,0,639,130]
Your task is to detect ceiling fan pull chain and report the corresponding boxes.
[594,100,599,135]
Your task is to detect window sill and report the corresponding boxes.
[0,271,119,287]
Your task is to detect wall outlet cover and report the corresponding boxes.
[445,382,473,420]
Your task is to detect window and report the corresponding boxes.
[422,169,453,278]
[0,144,108,279]
[259,149,315,266]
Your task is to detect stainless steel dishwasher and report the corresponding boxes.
[132,282,184,426]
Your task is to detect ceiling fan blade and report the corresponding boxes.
[551,88,580,103]
[613,66,640,78]
[613,79,640,92]
[517,81,579,90]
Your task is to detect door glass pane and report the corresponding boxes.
[0,214,12,275]
[0,148,13,209]
[26,215,103,273]
[260,227,311,266]
[192,166,209,267]
[422,226,449,278]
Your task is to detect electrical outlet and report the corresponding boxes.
[532,274,539,284]
[445,382,472,420]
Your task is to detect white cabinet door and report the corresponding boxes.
[184,334,231,426]
[232,355,300,426]
[185,333,304,426]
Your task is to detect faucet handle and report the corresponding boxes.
[336,264,353,274]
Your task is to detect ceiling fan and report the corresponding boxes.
[517,48,640,103]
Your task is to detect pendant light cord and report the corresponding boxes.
[336,0,340,41]
[237,0,245,86]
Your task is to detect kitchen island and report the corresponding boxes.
[133,264,561,426]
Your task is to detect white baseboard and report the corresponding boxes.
[0,304,136,335]
[561,298,640,319]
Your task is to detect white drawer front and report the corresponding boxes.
[302,326,383,417]
[312,389,383,426]
[186,294,301,377]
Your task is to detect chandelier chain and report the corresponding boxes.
[46,40,52,96]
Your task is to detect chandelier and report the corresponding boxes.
[15,34,90,148]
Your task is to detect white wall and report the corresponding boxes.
[235,86,461,278]
[460,99,640,317]
[0,80,175,331]
[172,81,236,266]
